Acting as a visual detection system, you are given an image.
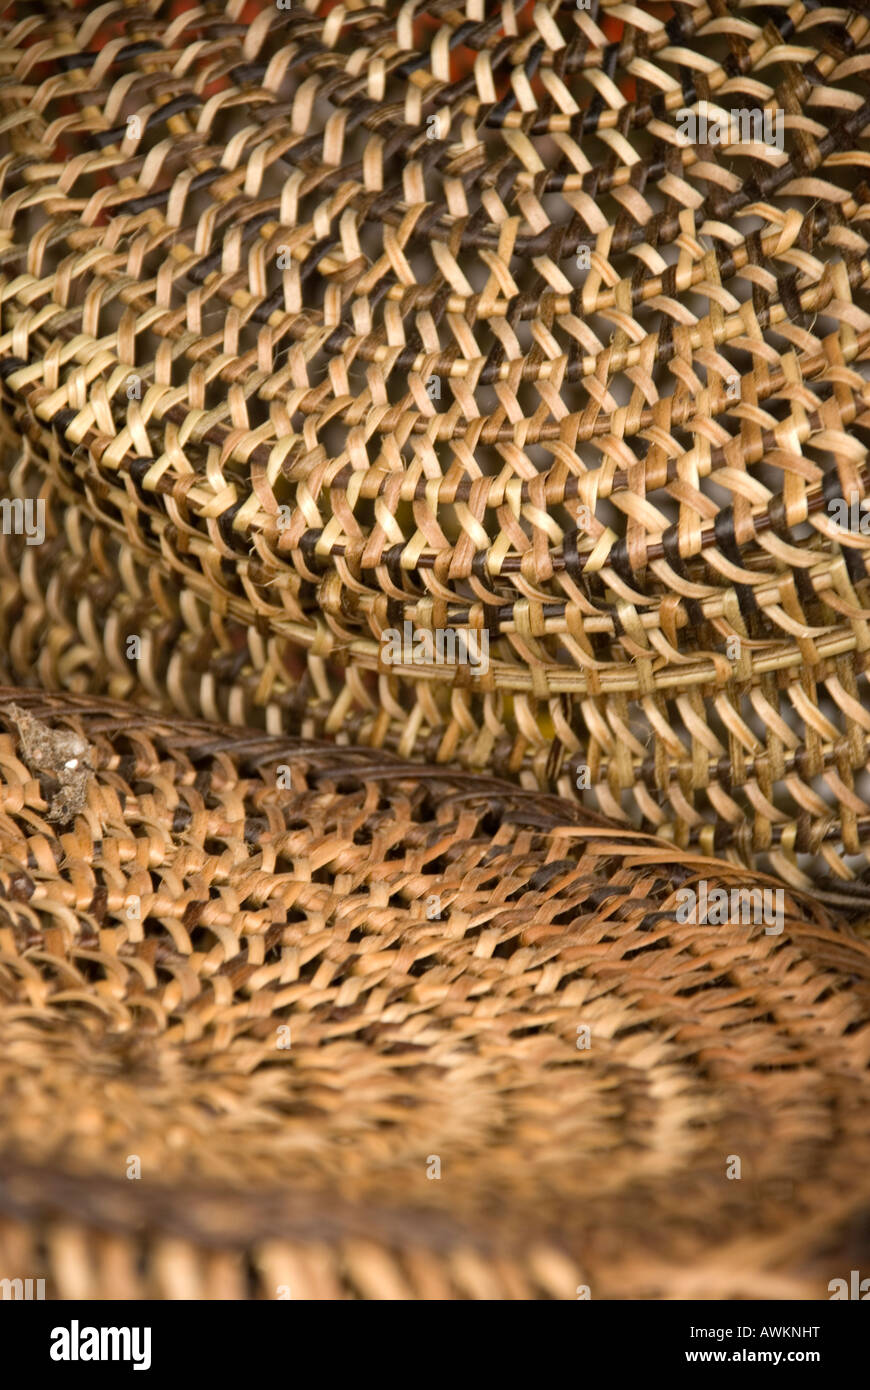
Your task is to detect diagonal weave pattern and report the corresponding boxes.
[1,688,869,1299]
[1,1,870,888]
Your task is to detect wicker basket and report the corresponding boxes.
[3,1,870,890]
[1,687,869,1300]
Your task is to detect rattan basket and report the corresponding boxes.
[3,1,870,890]
[1,687,869,1300]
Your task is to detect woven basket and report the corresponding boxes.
[1,687,869,1300]
[3,2,870,890]
[0,434,321,729]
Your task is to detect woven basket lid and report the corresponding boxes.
[1,3,870,888]
[1,688,869,1299]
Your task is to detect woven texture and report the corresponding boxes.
[1,687,869,1300]
[0,0,870,890]
[0,435,318,728]
[3,2,870,889]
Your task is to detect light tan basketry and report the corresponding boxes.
[2,2,870,888]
